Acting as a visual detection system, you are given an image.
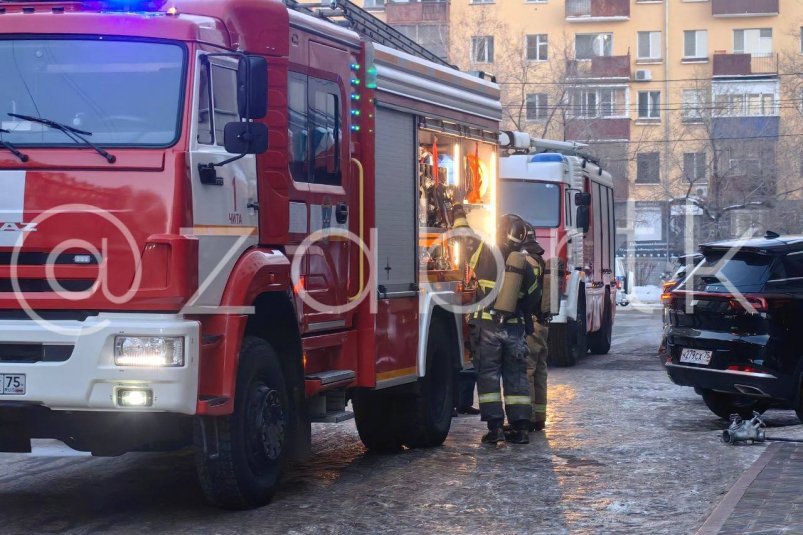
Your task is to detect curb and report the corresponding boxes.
[696,442,781,535]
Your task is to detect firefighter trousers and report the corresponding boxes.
[470,322,532,426]
[526,322,549,424]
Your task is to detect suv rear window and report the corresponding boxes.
[687,251,774,293]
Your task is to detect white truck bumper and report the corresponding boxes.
[0,313,200,414]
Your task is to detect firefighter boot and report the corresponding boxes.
[504,422,530,444]
[481,420,505,445]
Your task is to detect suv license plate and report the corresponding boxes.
[680,348,712,365]
[1,374,26,395]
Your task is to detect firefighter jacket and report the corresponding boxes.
[465,237,539,326]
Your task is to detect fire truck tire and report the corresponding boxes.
[398,319,455,448]
[548,285,587,367]
[352,389,403,453]
[194,337,289,509]
[588,287,613,355]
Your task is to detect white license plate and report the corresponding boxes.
[679,348,712,365]
[1,374,26,395]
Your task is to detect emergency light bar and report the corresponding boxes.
[0,0,170,12]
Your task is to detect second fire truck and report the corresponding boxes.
[499,132,617,367]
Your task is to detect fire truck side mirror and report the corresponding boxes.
[576,205,590,234]
[238,55,268,119]
[574,192,591,206]
[223,122,268,155]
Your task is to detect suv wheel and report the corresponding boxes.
[701,390,764,420]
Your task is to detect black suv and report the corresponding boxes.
[664,233,803,421]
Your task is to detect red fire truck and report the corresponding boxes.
[499,133,617,367]
[0,0,501,508]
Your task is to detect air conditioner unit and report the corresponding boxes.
[634,69,652,81]
[695,185,708,198]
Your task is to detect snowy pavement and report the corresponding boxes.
[2,307,800,534]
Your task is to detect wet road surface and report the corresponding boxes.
[2,307,800,534]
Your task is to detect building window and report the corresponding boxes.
[683,30,707,59]
[397,24,449,61]
[682,89,704,122]
[471,36,494,63]
[363,0,385,9]
[800,27,803,54]
[526,93,549,121]
[575,33,613,60]
[470,0,495,4]
[638,91,660,119]
[569,88,626,118]
[526,34,548,61]
[637,31,661,61]
[683,152,707,183]
[714,92,776,117]
[734,28,772,56]
[636,152,660,184]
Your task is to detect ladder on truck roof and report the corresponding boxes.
[285,0,455,69]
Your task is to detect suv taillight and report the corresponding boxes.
[727,295,768,314]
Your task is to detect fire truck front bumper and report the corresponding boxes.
[0,313,200,414]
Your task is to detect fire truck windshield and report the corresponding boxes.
[499,179,561,228]
[0,38,185,147]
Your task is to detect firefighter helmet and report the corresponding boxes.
[498,213,527,251]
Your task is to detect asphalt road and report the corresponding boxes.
[2,307,800,534]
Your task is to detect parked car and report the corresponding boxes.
[661,253,703,323]
[663,232,803,421]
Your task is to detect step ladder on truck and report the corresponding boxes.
[498,132,618,367]
[0,0,501,508]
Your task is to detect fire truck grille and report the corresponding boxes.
[0,310,98,321]
[0,343,73,363]
[0,252,99,266]
[0,279,95,293]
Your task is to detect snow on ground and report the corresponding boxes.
[628,285,663,304]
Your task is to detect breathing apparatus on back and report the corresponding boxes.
[493,214,529,320]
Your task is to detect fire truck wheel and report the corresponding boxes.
[548,284,587,367]
[352,389,403,453]
[588,287,613,355]
[399,318,455,448]
[194,337,289,509]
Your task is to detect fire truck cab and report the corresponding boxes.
[499,132,617,367]
[0,0,501,508]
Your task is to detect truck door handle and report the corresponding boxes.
[335,202,348,224]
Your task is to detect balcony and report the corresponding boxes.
[567,54,631,80]
[712,116,779,140]
[565,118,630,142]
[712,0,779,17]
[712,52,778,77]
[566,0,629,21]
[385,0,449,23]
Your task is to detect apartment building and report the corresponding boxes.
[362,0,803,278]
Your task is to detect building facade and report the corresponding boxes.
[363,0,803,283]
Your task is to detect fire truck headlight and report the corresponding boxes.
[114,336,184,367]
[117,388,153,408]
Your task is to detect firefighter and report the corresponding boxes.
[454,207,535,445]
[520,223,548,432]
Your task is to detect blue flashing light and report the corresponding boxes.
[350,78,360,86]
[351,125,361,132]
[530,153,564,163]
[351,109,361,117]
[350,63,361,71]
[350,94,361,101]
